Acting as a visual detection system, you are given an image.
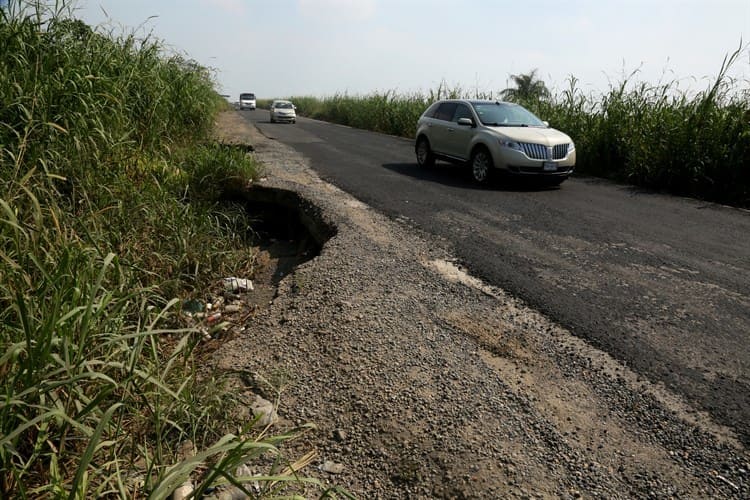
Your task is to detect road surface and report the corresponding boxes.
[240,109,750,446]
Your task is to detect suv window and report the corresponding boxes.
[452,104,473,122]
[422,102,440,118]
[471,102,544,127]
[434,102,458,122]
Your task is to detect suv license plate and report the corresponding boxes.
[543,162,557,172]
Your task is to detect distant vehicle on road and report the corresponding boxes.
[239,93,256,110]
[269,100,296,123]
[415,99,575,185]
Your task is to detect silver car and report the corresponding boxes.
[415,100,575,184]
[269,100,297,123]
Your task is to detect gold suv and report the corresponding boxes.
[415,100,575,185]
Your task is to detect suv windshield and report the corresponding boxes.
[240,93,255,99]
[471,102,545,127]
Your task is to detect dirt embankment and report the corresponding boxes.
[212,111,749,499]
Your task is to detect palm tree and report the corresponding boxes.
[500,69,550,103]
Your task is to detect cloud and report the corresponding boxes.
[298,0,376,21]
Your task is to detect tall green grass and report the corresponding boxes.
[286,50,749,206]
[291,91,431,137]
[1,1,344,498]
[530,47,750,204]
[290,81,477,138]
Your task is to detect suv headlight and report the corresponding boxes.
[499,139,523,152]
[567,142,575,154]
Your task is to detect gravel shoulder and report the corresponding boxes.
[212,111,749,499]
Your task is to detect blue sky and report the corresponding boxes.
[74,0,749,100]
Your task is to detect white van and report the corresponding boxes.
[239,93,256,110]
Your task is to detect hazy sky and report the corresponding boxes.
[74,0,749,100]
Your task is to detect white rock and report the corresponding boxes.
[250,395,278,426]
[320,460,345,474]
[172,480,193,500]
[235,463,254,477]
[216,486,249,500]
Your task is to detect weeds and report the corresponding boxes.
[530,44,750,205]
[1,1,338,497]
[290,91,432,138]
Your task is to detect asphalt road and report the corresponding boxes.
[240,109,750,446]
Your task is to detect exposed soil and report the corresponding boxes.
[209,111,749,499]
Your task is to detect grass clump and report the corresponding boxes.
[0,1,344,498]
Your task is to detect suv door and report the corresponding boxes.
[443,104,475,159]
[429,102,458,156]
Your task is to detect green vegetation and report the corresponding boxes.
[531,49,749,205]
[291,91,431,138]
[288,47,750,207]
[0,1,345,498]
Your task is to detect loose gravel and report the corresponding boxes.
[212,112,749,499]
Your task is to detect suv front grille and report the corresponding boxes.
[520,142,570,160]
[553,144,570,159]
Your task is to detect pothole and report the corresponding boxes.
[227,185,336,301]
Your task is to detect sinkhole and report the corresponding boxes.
[228,185,336,293]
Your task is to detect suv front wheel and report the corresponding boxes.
[415,137,435,168]
[470,147,493,184]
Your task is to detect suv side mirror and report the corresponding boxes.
[542,120,549,127]
[457,117,474,127]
